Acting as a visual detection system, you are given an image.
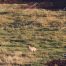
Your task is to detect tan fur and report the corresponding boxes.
[28,46,37,52]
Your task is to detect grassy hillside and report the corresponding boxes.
[0,4,66,66]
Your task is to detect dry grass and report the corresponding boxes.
[0,4,66,66]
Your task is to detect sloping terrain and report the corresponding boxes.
[0,4,66,66]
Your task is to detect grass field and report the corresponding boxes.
[0,4,66,66]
